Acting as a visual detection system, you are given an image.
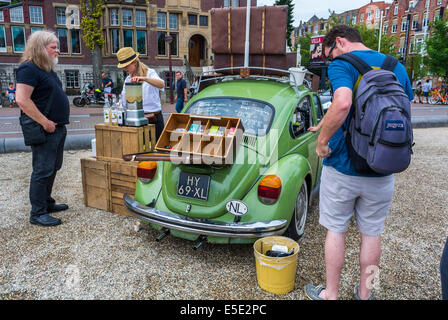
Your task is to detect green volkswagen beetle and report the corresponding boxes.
[124,68,324,246]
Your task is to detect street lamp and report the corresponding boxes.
[164,34,173,104]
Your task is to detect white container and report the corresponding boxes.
[289,67,306,86]
[91,138,96,157]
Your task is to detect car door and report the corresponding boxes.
[290,95,319,183]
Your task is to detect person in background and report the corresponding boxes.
[175,71,188,113]
[5,82,16,108]
[421,79,431,104]
[101,73,113,100]
[414,81,422,104]
[15,30,70,227]
[441,236,448,300]
[116,47,165,141]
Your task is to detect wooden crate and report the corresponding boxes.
[155,113,244,165]
[95,124,156,162]
[109,159,138,217]
[81,158,111,211]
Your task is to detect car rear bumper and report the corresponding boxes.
[123,193,288,238]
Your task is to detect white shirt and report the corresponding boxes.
[422,82,431,93]
[121,68,164,113]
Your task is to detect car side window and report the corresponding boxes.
[290,96,312,138]
[312,94,323,124]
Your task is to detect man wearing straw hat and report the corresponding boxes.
[117,47,165,140]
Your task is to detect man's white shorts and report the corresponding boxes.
[319,165,395,237]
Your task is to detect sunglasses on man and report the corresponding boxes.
[325,41,336,61]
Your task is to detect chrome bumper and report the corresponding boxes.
[123,194,288,238]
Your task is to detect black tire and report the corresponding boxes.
[73,97,86,107]
[284,181,308,241]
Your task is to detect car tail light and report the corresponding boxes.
[137,161,157,184]
[258,175,282,204]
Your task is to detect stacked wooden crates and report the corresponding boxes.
[81,124,156,216]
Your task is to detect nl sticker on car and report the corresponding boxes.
[177,172,210,201]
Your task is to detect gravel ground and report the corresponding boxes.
[0,127,447,300]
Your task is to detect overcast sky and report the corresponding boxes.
[256,0,385,25]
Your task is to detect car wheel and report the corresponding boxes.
[285,181,308,241]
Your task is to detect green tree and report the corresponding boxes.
[80,0,105,89]
[353,24,398,57]
[425,18,448,79]
[274,0,294,48]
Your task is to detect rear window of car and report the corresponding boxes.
[186,97,274,136]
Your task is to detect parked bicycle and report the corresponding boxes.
[73,83,113,107]
[428,88,448,105]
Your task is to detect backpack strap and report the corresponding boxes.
[333,53,373,75]
[381,55,398,72]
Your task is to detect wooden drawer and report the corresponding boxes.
[155,113,244,165]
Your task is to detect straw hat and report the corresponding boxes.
[116,47,139,68]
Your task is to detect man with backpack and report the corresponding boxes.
[305,25,413,300]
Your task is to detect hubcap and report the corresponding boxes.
[294,183,308,235]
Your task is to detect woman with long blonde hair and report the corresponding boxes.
[117,47,165,140]
[15,30,70,227]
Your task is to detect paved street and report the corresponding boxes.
[0,103,177,139]
[1,103,448,139]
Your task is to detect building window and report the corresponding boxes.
[360,13,364,22]
[136,10,146,27]
[12,26,26,52]
[0,10,3,22]
[437,0,442,5]
[392,21,397,33]
[169,13,178,30]
[352,15,357,24]
[412,15,419,30]
[123,29,133,47]
[71,29,81,54]
[368,11,372,20]
[57,28,68,53]
[376,9,381,18]
[68,7,80,27]
[0,26,6,52]
[110,8,119,26]
[157,31,166,55]
[56,8,66,25]
[169,32,178,56]
[232,0,239,7]
[157,12,166,29]
[10,6,24,23]
[383,23,388,34]
[223,0,230,7]
[200,15,208,26]
[122,9,133,27]
[188,14,197,26]
[434,9,440,21]
[65,70,80,89]
[410,1,415,8]
[29,6,43,24]
[136,30,146,54]
[111,29,120,54]
[401,18,407,32]
[394,4,399,15]
[31,27,43,34]
[423,14,429,27]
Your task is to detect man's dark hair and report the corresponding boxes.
[176,71,182,76]
[323,25,363,48]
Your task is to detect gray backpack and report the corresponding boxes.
[334,53,413,174]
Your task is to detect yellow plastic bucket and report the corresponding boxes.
[253,236,299,294]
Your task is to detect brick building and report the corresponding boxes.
[0,0,256,95]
